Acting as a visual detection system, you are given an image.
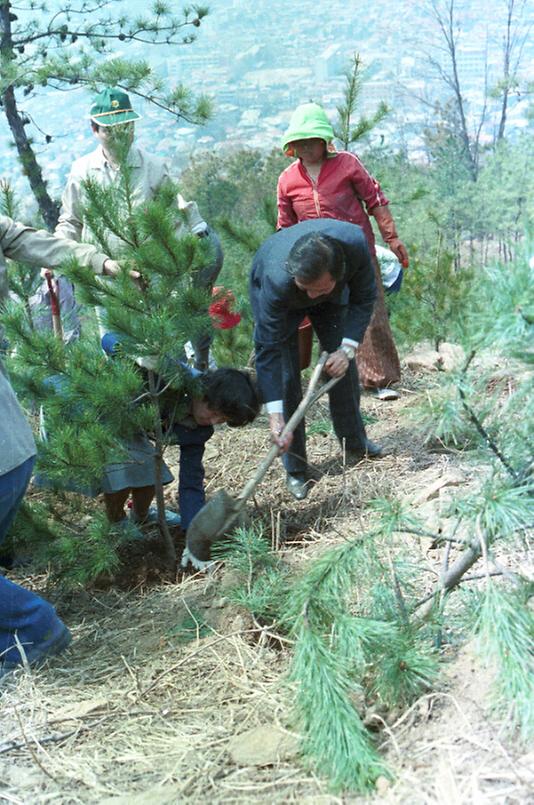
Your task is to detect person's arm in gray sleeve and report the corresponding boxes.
[0,215,110,274]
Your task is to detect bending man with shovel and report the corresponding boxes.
[250,218,382,500]
[180,219,382,571]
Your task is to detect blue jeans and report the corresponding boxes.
[0,456,70,671]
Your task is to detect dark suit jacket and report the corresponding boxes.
[249,219,377,403]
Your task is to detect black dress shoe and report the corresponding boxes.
[344,439,383,461]
[286,473,309,500]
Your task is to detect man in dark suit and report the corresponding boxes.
[249,218,381,499]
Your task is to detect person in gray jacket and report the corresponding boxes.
[0,215,118,677]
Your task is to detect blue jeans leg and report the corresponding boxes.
[0,456,71,671]
[0,456,35,543]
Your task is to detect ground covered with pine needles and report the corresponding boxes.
[1,366,532,804]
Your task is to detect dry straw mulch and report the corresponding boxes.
[1,373,532,803]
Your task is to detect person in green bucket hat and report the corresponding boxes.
[277,101,408,401]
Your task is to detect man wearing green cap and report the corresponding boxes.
[49,87,222,367]
[55,87,209,247]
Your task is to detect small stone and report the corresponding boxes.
[211,597,228,609]
[438,342,466,371]
[230,614,246,631]
[404,348,441,372]
[229,725,300,766]
[375,775,391,795]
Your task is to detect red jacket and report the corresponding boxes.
[276,151,389,253]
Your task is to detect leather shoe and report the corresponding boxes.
[344,439,383,462]
[286,473,309,500]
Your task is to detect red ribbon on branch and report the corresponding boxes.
[208,286,242,330]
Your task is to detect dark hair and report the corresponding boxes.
[201,368,260,427]
[286,233,345,283]
[90,121,101,132]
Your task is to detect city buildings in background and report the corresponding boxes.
[1,0,532,214]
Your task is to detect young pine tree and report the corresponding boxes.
[3,129,213,579]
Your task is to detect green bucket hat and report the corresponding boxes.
[281,103,334,154]
[89,87,141,127]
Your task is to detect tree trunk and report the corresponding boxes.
[415,543,481,620]
[496,0,514,142]
[2,86,60,229]
[147,370,177,571]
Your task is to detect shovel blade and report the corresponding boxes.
[186,489,242,563]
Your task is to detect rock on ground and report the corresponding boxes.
[228,725,300,766]
[404,342,466,372]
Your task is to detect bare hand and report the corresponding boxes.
[325,349,350,378]
[269,412,293,453]
[103,259,142,284]
[387,238,409,268]
[103,259,120,277]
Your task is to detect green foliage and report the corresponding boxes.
[291,626,387,792]
[474,582,534,742]
[2,2,211,124]
[213,527,290,623]
[467,252,534,354]
[367,629,438,710]
[451,474,533,542]
[179,146,288,367]
[307,419,333,436]
[390,235,474,350]
[9,498,127,587]
[0,179,19,218]
[333,52,389,150]
[218,525,441,791]
[408,254,533,474]
[411,373,492,449]
[3,141,210,580]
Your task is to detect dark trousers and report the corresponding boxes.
[282,303,367,477]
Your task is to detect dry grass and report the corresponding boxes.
[1,371,532,804]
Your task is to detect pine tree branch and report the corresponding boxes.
[401,527,465,545]
[387,549,409,625]
[458,350,519,479]
[414,569,505,609]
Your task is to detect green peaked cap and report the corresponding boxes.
[90,87,141,127]
[281,103,334,153]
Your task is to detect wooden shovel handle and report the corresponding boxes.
[44,270,63,341]
[236,352,338,504]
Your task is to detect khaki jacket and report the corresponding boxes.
[0,215,108,305]
[55,145,206,253]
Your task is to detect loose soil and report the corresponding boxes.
[1,367,532,804]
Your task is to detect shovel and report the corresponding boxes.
[181,351,340,570]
